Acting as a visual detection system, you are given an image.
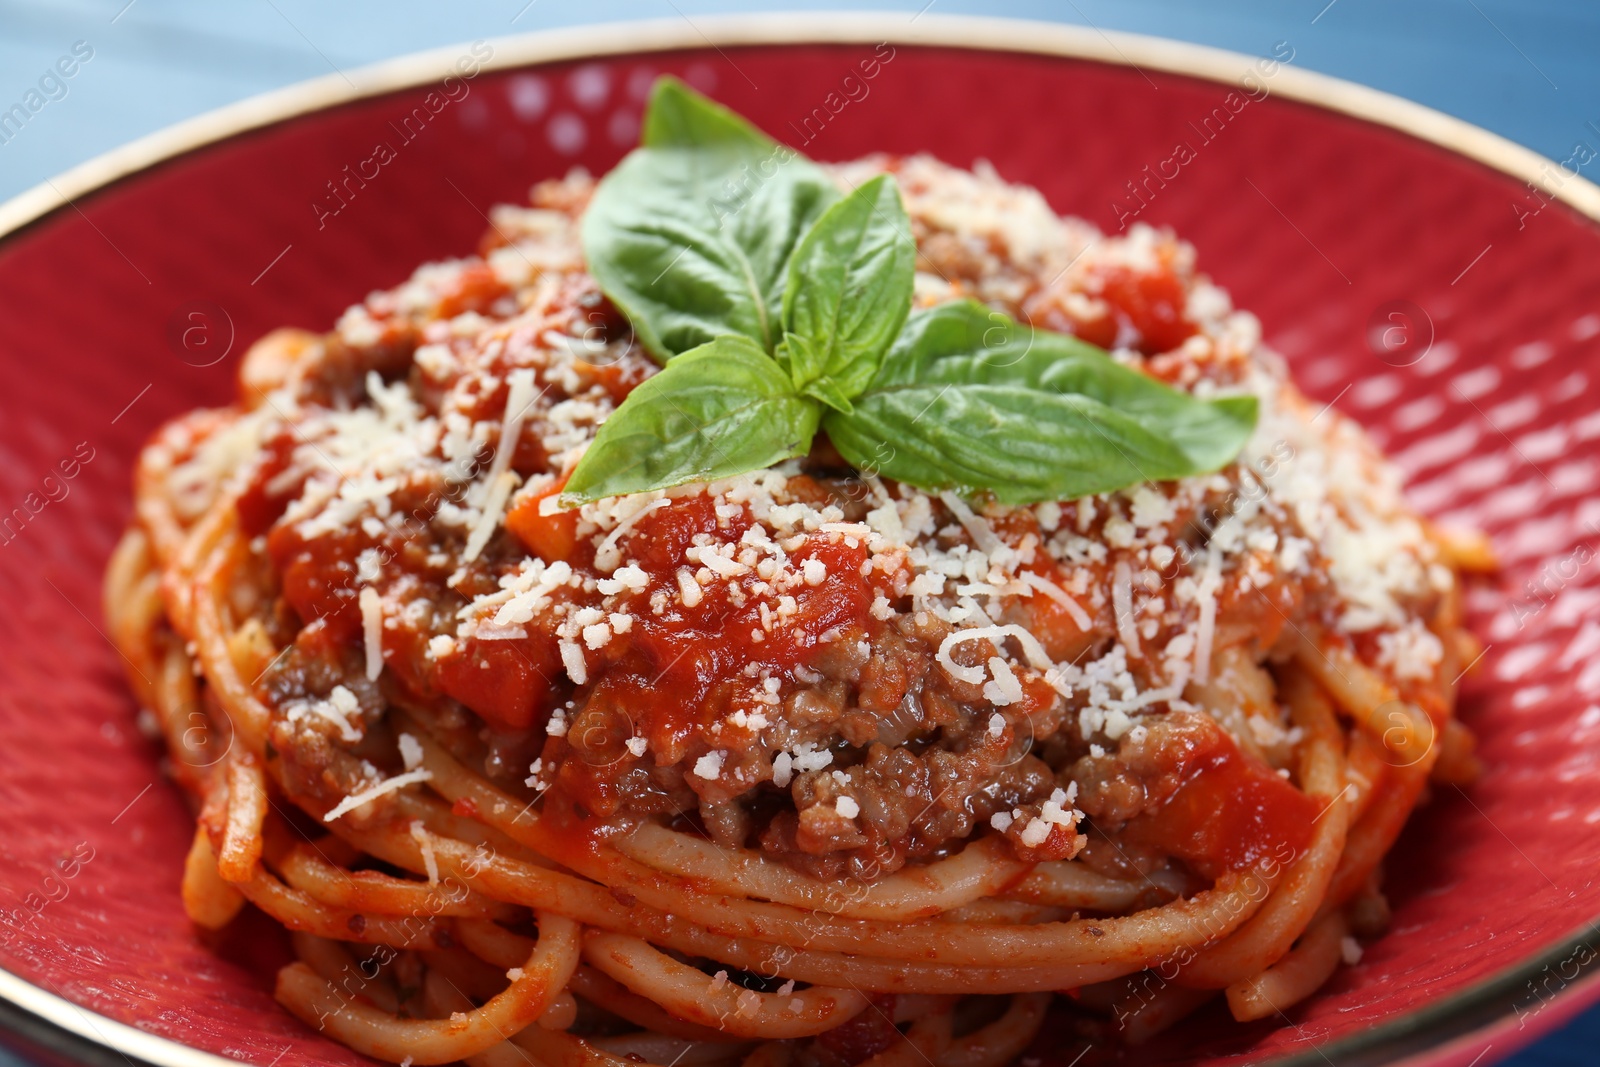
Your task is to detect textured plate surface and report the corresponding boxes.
[1,22,1598,1067]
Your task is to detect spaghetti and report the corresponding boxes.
[104,153,1489,1066]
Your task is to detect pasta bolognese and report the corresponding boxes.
[104,79,1490,1066]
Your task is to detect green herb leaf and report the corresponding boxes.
[825,385,1200,505]
[641,76,773,152]
[582,86,839,362]
[575,79,1257,506]
[561,336,821,503]
[780,174,916,405]
[867,301,1256,473]
[824,301,1258,503]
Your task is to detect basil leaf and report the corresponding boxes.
[582,87,839,362]
[825,385,1199,505]
[871,301,1258,475]
[575,79,1257,507]
[641,76,773,152]
[561,336,820,503]
[823,301,1259,503]
[780,174,915,405]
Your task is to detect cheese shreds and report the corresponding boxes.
[936,625,1056,686]
[676,568,704,608]
[1112,560,1142,657]
[695,546,752,578]
[1019,571,1093,631]
[559,638,588,686]
[593,498,670,573]
[1193,543,1223,685]
[694,751,725,780]
[359,586,384,682]
[323,768,434,823]
[294,687,363,743]
[409,820,441,885]
[771,751,793,788]
[191,152,1466,897]
[488,368,538,490]
[939,491,1003,556]
[983,656,1024,706]
[463,469,519,564]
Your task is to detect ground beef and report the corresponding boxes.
[1069,711,1221,829]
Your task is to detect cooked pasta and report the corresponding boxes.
[104,143,1488,1067]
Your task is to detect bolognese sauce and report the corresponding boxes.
[106,145,1486,1067]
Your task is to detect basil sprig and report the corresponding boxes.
[562,78,1257,506]
[581,80,839,360]
[825,301,1259,504]
[779,172,914,412]
[563,335,820,500]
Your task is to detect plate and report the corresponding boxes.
[1,14,1598,1067]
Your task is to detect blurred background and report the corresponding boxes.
[3,0,1599,202]
[0,1,1596,1065]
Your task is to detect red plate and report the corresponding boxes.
[1,16,1597,1067]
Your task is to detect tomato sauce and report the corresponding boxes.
[435,264,510,319]
[602,509,874,762]
[1125,725,1317,879]
[1045,263,1197,356]
[235,428,303,538]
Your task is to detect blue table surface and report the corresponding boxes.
[0,1,1596,1064]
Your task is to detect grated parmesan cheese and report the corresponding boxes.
[1018,570,1092,631]
[936,625,1054,685]
[676,568,703,607]
[213,154,1460,889]
[409,820,440,884]
[771,751,793,788]
[983,656,1024,706]
[463,469,519,564]
[323,768,434,823]
[359,587,384,682]
[559,639,587,686]
[1192,544,1222,685]
[693,751,725,780]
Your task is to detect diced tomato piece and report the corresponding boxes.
[507,477,580,564]
[268,525,362,643]
[629,494,736,572]
[434,635,563,732]
[1125,722,1317,879]
[1094,264,1196,354]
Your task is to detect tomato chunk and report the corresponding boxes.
[507,477,580,564]
[1126,724,1317,879]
